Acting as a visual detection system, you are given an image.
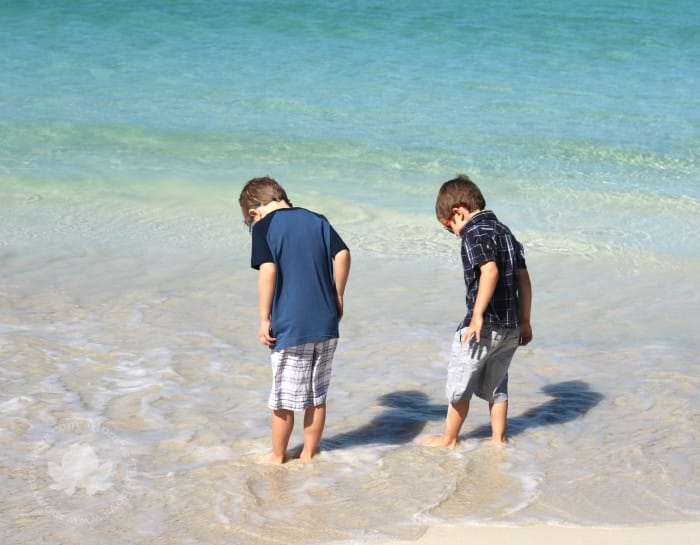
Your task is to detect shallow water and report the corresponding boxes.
[1,184,698,543]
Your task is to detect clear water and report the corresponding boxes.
[1,1,699,544]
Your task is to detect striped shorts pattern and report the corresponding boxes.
[268,338,338,411]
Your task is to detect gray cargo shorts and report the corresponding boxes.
[445,324,519,404]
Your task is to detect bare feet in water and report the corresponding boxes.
[420,435,456,449]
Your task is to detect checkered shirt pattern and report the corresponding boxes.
[459,211,526,329]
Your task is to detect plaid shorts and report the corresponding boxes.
[268,338,338,411]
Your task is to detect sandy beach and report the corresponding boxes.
[379,522,700,545]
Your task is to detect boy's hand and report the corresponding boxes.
[258,319,276,347]
[519,322,532,346]
[462,315,484,344]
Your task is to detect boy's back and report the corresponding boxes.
[251,207,347,350]
[459,210,526,330]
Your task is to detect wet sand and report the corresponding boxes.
[379,522,700,545]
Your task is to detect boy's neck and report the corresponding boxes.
[452,207,483,236]
[261,200,291,214]
[466,208,482,222]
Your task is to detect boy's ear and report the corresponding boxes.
[248,203,262,218]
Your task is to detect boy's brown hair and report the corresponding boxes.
[435,174,486,221]
[239,176,292,219]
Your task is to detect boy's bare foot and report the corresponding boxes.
[299,447,320,462]
[420,435,457,449]
[267,453,285,464]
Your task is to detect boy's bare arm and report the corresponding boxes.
[257,262,277,346]
[464,260,499,343]
[333,249,351,320]
[518,268,533,345]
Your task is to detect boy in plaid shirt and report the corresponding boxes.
[423,174,532,447]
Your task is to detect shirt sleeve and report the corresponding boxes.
[250,219,273,270]
[516,240,527,269]
[464,232,494,268]
[329,224,349,257]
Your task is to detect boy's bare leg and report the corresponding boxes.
[489,400,508,443]
[421,399,470,448]
[300,403,326,461]
[270,409,294,463]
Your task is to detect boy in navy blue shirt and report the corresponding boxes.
[240,177,351,463]
[422,174,532,447]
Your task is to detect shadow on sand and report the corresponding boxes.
[318,390,445,451]
[461,379,604,440]
[303,380,603,452]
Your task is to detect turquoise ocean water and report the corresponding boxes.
[1,1,699,544]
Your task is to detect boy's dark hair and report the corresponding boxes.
[239,176,292,218]
[435,174,486,221]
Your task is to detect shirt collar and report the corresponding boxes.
[459,210,497,235]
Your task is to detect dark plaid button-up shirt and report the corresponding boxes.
[457,211,527,330]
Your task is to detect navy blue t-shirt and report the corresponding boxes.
[251,207,348,350]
